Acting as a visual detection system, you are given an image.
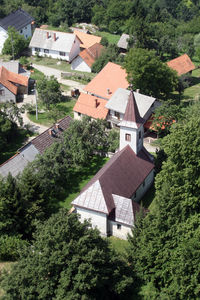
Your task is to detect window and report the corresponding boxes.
[0,89,5,96]
[35,47,40,52]
[125,133,131,142]
[59,52,66,56]
[139,131,141,139]
[108,110,111,115]
[20,29,23,33]
[134,192,137,198]
[143,180,145,187]
[114,111,120,119]
[44,49,49,53]
[78,112,81,116]
[117,224,121,230]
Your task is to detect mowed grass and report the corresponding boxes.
[96,31,120,45]
[108,236,129,255]
[28,97,76,126]
[60,156,109,209]
[181,58,200,101]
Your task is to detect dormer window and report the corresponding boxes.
[125,133,131,142]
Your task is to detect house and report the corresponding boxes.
[71,43,104,73]
[29,28,81,62]
[167,54,195,76]
[74,30,101,49]
[72,90,154,239]
[84,62,129,100]
[0,116,72,178]
[73,93,108,120]
[105,88,157,128]
[117,33,130,53]
[0,60,30,78]
[0,9,34,54]
[0,66,29,103]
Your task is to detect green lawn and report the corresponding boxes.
[0,128,34,165]
[181,58,200,101]
[28,97,76,126]
[60,156,109,209]
[95,31,120,45]
[108,236,129,255]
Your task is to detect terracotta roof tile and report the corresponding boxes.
[167,54,195,76]
[74,30,101,49]
[84,62,129,99]
[79,43,104,68]
[0,66,28,95]
[73,93,108,119]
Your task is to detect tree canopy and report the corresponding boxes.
[2,27,28,58]
[123,48,178,99]
[127,101,200,299]
[1,209,134,299]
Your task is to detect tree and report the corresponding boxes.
[2,26,28,58]
[1,209,134,299]
[127,101,200,299]
[124,48,178,99]
[37,75,62,110]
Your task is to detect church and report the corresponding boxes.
[72,90,154,239]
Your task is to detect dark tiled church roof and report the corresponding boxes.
[76,145,154,214]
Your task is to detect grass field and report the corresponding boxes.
[108,236,129,255]
[28,97,76,126]
[95,31,120,45]
[60,156,109,209]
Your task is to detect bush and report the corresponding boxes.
[0,235,27,261]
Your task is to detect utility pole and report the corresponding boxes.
[34,82,38,120]
[10,32,14,61]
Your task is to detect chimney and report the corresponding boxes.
[55,123,60,130]
[53,33,56,41]
[95,99,99,108]
[46,32,49,39]
[107,88,110,95]
[136,89,140,93]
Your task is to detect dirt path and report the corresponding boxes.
[32,64,85,95]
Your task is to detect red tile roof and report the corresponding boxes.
[79,43,104,68]
[0,66,28,95]
[167,54,195,76]
[74,30,101,49]
[84,62,129,99]
[73,93,108,119]
[78,145,154,214]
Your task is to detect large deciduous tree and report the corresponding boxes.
[2,27,28,58]
[1,209,134,299]
[127,101,200,299]
[123,48,178,99]
[37,75,62,110]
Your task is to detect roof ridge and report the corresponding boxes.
[122,90,144,126]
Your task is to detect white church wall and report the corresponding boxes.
[133,169,154,203]
[76,207,107,236]
[109,220,132,240]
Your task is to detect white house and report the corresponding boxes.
[29,28,81,62]
[0,9,34,54]
[106,88,158,128]
[72,90,154,239]
[71,43,104,73]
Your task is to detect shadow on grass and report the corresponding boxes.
[0,128,34,165]
[59,156,109,209]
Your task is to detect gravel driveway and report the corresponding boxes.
[32,64,85,95]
